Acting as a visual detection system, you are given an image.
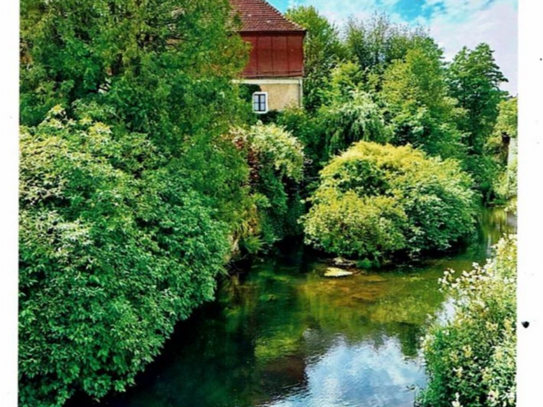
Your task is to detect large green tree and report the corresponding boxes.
[447,44,508,197]
[380,46,466,159]
[20,0,249,145]
[448,44,508,155]
[19,1,255,405]
[285,6,345,112]
[19,110,236,407]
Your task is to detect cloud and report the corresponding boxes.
[281,0,518,94]
[425,0,518,95]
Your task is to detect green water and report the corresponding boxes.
[76,207,514,407]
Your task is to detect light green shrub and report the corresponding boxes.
[302,141,477,260]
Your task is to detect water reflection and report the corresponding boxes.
[74,207,514,407]
[266,337,425,407]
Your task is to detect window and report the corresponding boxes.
[252,92,268,114]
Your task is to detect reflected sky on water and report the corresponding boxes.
[71,207,515,407]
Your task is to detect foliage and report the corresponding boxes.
[278,69,393,176]
[302,142,477,260]
[19,1,257,405]
[303,189,408,259]
[381,47,466,159]
[20,0,249,146]
[344,13,433,85]
[233,123,306,250]
[285,6,345,112]
[318,87,393,159]
[447,44,508,197]
[419,236,517,407]
[19,110,233,407]
[492,98,518,140]
[448,44,508,154]
[247,123,305,182]
[276,107,326,177]
[486,98,518,202]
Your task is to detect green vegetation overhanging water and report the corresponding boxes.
[70,207,515,407]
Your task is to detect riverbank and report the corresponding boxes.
[67,207,514,407]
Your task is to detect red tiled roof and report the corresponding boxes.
[229,0,305,32]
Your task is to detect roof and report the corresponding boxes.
[229,0,305,33]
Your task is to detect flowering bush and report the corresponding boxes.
[419,236,517,407]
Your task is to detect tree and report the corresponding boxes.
[380,46,466,159]
[285,6,345,112]
[19,1,255,405]
[345,13,433,87]
[448,44,508,155]
[447,44,508,197]
[20,0,249,145]
[20,0,253,249]
[19,109,234,406]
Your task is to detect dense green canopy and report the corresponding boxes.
[19,1,254,405]
[18,2,515,406]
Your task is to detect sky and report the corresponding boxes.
[269,0,518,95]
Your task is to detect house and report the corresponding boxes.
[230,0,306,113]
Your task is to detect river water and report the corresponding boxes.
[75,208,515,407]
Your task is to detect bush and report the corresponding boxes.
[302,141,478,260]
[276,107,327,174]
[232,123,305,250]
[419,236,517,407]
[19,109,232,406]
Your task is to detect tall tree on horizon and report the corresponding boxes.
[448,43,508,155]
[447,43,508,196]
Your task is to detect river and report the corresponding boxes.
[72,207,515,407]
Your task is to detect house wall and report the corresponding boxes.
[241,78,303,111]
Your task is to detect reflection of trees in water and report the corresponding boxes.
[78,265,458,407]
[74,208,509,407]
[295,269,447,360]
[476,207,516,256]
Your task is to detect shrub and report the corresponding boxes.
[19,109,232,406]
[302,141,478,260]
[276,107,327,175]
[419,236,517,407]
[233,123,305,250]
